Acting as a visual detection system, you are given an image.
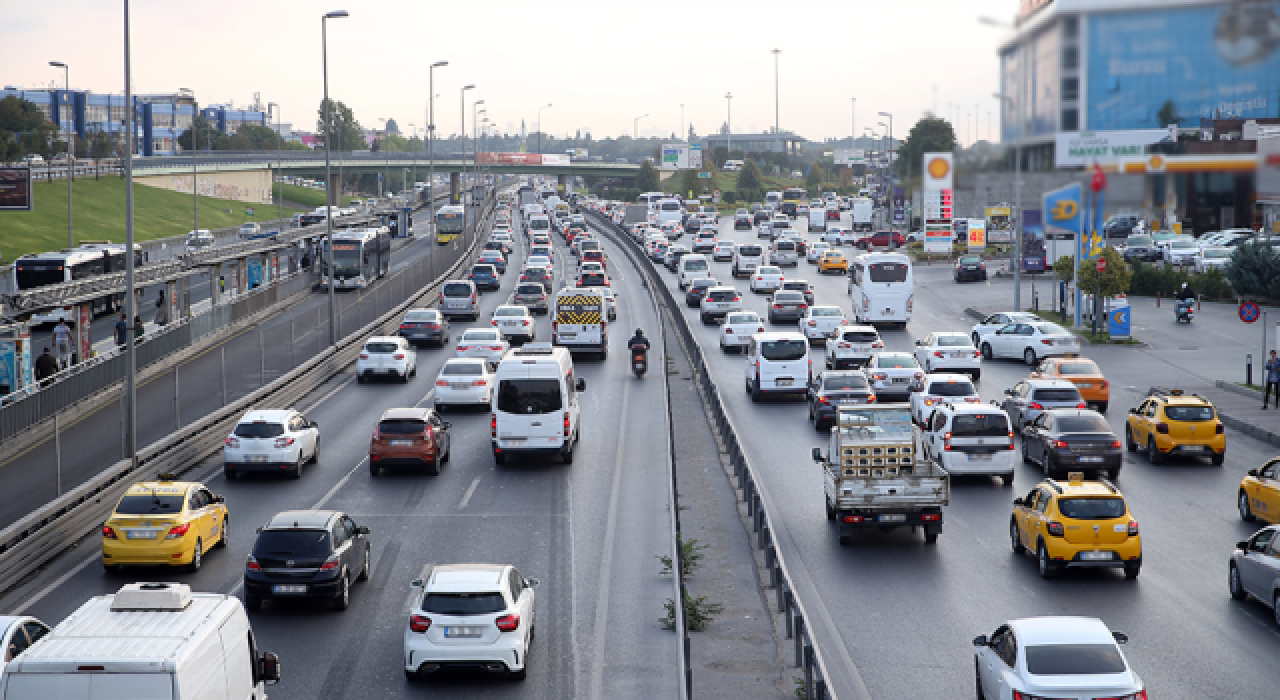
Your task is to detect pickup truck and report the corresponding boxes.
[812,404,949,544]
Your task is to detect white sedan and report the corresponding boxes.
[357,336,418,383]
[525,255,553,272]
[455,329,510,367]
[807,241,832,263]
[490,305,536,343]
[1163,238,1199,265]
[976,321,1081,365]
[1194,246,1231,273]
[434,358,494,410]
[719,311,765,353]
[973,617,1144,700]
[969,311,1040,347]
[748,265,785,293]
[910,373,981,424]
[800,306,846,343]
[863,352,924,401]
[712,241,735,262]
[914,332,981,378]
[821,227,857,246]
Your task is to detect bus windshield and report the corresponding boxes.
[868,262,909,283]
[325,242,363,276]
[15,262,67,290]
[436,211,465,234]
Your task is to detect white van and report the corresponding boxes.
[491,343,586,465]
[807,207,827,232]
[2,582,279,700]
[527,215,552,236]
[765,191,782,208]
[732,243,765,278]
[657,198,684,227]
[744,332,811,401]
[920,403,1015,479]
[678,254,711,290]
[552,288,608,358]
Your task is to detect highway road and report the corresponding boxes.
[1,202,681,699]
[595,208,1280,699]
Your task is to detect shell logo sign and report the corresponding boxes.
[922,152,954,189]
[927,157,950,180]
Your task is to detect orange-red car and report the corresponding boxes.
[1029,357,1110,413]
[369,408,451,476]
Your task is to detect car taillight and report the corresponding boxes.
[563,411,571,437]
[492,319,498,325]
[1007,431,1017,449]
[275,437,295,448]
[870,372,888,381]
[1127,521,1140,536]
[1076,401,1088,408]
[436,380,448,387]
[842,515,864,524]
[491,413,497,438]
[1053,440,1069,449]
[496,613,521,632]
[872,341,884,349]
[103,525,118,539]
[1029,402,1044,410]
[246,555,261,571]
[866,394,876,402]
[1099,380,1109,389]
[225,437,240,448]
[409,614,431,633]
[359,353,369,360]
[973,351,981,358]
[1041,338,1054,345]
[773,304,782,309]
[933,351,943,357]
[320,555,341,571]
[943,431,952,450]
[394,354,406,360]
[920,513,942,522]
[1155,422,1169,434]
[1046,522,1065,537]
[166,523,191,539]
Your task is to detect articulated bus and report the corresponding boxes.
[435,205,465,245]
[13,243,137,323]
[321,227,392,289]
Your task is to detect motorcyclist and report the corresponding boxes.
[628,328,651,352]
[1177,282,1196,302]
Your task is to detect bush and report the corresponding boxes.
[1130,262,1234,300]
[1225,241,1280,298]
[722,191,737,204]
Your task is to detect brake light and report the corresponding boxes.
[933,351,943,357]
[869,372,888,381]
[409,614,432,633]
[872,341,884,349]
[394,354,406,360]
[564,411,571,437]
[842,515,864,524]
[726,328,733,334]
[492,319,498,326]
[1053,440,1069,449]
[320,555,341,571]
[1029,402,1043,410]
[943,431,952,451]
[496,613,521,632]
[274,437,295,448]
[732,296,740,301]
[1047,522,1065,537]
[166,523,190,539]
[1155,422,1169,434]
[491,413,497,438]
[773,304,782,309]
[103,525,117,539]
[920,513,941,522]
[472,380,487,387]
[866,394,876,402]
[1127,521,1140,536]
[973,351,981,358]
[1041,339,1054,345]
[359,353,369,360]
[225,437,240,448]
[246,555,261,571]
[1007,431,1016,449]
[436,380,448,387]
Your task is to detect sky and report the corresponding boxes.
[3,0,1019,146]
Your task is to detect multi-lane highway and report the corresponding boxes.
[2,201,682,698]
[592,207,1280,699]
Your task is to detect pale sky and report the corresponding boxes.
[4,0,1018,146]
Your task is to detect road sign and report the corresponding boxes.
[697,172,711,179]
[1096,257,1106,272]
[713,189,721,197]
[1240,301,1262,324]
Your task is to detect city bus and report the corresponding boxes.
[847,251,914,328]
[12,243,135,323]
[781,187,807,217]
[321,227,392,289]
[436,205,466,245]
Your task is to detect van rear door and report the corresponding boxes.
[496,371,565,447]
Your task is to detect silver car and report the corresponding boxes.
[767,290,808,324]
[1229,524,1280,622]
[439,280,479,321]
[1000,378,1085,428]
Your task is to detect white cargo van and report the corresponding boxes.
[744,332,811,401]
[807,207,827,232]
[732,243,765,278]
[2,582,279,700]
[656,198,684,227]
[491,343,586,465]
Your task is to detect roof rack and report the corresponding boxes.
[514,342,554,355]
[1146,386,1207,402]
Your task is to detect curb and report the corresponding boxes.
[962,307,1148,348]
[1212,381,1280,448]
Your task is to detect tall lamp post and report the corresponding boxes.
[378,117,389,197]
[680,103,685,142]
[724,93,732,162]
[459,85,475,200]
[771,48,781,137]
[321,9,348,346]
[49,61,73,249]
[408,123,416,187]
[851,97,856,148]
[877,111,893,171]
[122,1,137,468]
[428,60,447,233]
[536,103,552,154]
[268,102,283,228]
[633,114,648,140]
[472,102,485,195]
[993,91,1022,310]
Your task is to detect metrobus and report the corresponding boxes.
[847,251,914,328]
[321,227,392,289]
[436,205,465,245]
[781,188,807,217]
[13,243,137,323]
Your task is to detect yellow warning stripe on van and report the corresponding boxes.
[556,295,603,324]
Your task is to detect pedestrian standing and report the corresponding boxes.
[1264,350,1280,410]
[154,289,170,326]
[52,319,72,368]
[133,315,144,341]
[34,348,58,384]
[114,313,128,347]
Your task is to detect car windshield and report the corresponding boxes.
[782,282,809,291]
[463,331,500,342]
[935,335,970,347]
[1024,644,1126,676]
[441,362,484,376]
[959,256,981,264]
[378,419,427,435]
[1057,497,1127,519]
[423,592,507,615]
[868,262,908,283]
[684,259,708,270]
[443,283,472,297]
[1203,248,1231,258]
[760,339,807,361]
[1055,361,1099,375]
[497,378,563,414]
[758,267,781,275]
[1126,235,1152,246]
[1164,404,1215,421]
[928,380,976,396]
[876,354,917,369]
[738,246,763,256]
[811,308,842,317]
[950,413,1008,437]
[693,279,716,288]
[114,493,186,514]
[517,284,545,295]
[234,422,286,438]
[404,310,438,322]
[774,293,804,303]
[1056,414,1112,432]
[727,314,758,324]
[824,375,869,390]
[1033,323,1069,336]
[776,242,795,250]
[842,331,880,343]
[253,530,331,557]
[365,342,399,353]
[1033,388,1081,402]
[471,265,495,275]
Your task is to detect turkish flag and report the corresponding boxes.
[1090,164,1107,193]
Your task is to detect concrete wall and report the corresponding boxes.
[135,168,273,204]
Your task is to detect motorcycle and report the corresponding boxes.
[630,345,648,378]
[1175,299,1194,324]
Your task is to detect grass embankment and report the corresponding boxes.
[273,183,361,209]
[1,177,307,262]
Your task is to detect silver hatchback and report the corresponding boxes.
[439,280,479,321]
[768,290,808,324]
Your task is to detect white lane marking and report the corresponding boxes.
[298,375,355,415]
[314,457,369,510]
[13,552,98,614]
[457,477,481,510]
[414,388,436,408]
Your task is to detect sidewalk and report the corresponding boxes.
[1205,382,1280,448]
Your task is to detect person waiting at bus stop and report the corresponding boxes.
[114,313,128,347]
[34,348,59,385]
[53,320,72,369]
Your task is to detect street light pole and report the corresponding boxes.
[321,9,348,346]
[428,61,447,235]
[680,103,685,142]
[269,102,282,229]
[772,48,781,137]
[123,0,137,469]
[995,92,1021,310]
[724,94,732,162]
[634,114,648,140]
[460,85,474,200]
[877,111,893,169]
[50,61,72,249]
[536,103,551,154]
[851,97,856,148]
[472,100,485,197]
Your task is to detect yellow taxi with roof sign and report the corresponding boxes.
[818,249,848,274]
[1010,472,1141,580]
[1239,457,1280,523]
[1124,387,1225,465]
[101,474,228,573]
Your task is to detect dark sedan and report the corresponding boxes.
[808,371,875,431]
[753,209,771,225]
[734,210,753,230]
[768,290,809,323]
[1121,234,1159,263]
[780,280,815,306]
[954,255,988,282]
[468,264,501,291]
[1021,409,1123,479]
[244,509,371,611]
[685,278,719,307]
[398,308,449,347]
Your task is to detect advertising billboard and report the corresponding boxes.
[1087,4,1280,130]
[834,149,866,166]
[1022,209,1046,272]
[0,167,33,211]
[1055,130,1168,167]
[892,186,905,224]
[966,219,986,252]
[1043,183,1082,267]
[923,223,952,254]
[985,206,1013,243]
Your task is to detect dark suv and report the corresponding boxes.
[469,264,501,291]
[244,510,371,611]
[734,209,752,230]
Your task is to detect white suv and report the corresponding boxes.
[404,563,538,681]
[920,402,1015,479]
[357,336,418,383]
[222,409,320,480]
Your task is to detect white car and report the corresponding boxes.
[525,255,553,272]
[1163,237,1199,265]
[914,331,981,378]
[910,373,981,424]
[807,241,832,263]
[821,227,857,246]
[973,617,1144,700]
[1194,246,1232,273]
[969,311,1040,347]
[719,311,765,353]
[434,358,494,410]
[800,305,846,343]
[455,328,510,367]
[712,241,736,262]
[491,305,536,342]
[757,222,774,239]
[222,408,320,479]
[357,336,418,383]
[404,563,538,680]
[863,352,923,401]
[578,261,605,276]
[977,320,1081,365]
[824,325,882,370]
[748,265,785,293]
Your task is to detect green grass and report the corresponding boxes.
[2,176,307,263]
[274,183,361,209]
[1028,309,1142,344]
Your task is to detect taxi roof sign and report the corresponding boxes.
[156,473,178,482]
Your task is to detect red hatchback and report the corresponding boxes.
[369,408,451,476]
[858,230,906,249]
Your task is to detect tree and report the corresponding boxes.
[737,159,762,191]
[1226,241,1280,298]
[806,163,825,190]
[1156,100,1181,128]
[0,95,56,162]
[177,115,231,151]
[384,117,400,135]
[635,160,659,192]
[228,124,304,151]
[895,116,956,176]
[1052,255,1075,282]
[1075,247,1132,299]
[315,98,363,152]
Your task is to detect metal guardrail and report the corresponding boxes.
[587,210,839,700]
[0,196,496,595]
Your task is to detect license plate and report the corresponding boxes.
[1078,456,1104,463]
[968,453,993,461]
[559,332,576,339]
[246,455,268,463]
[390,440,414,447]
[1078,382,1092,388]
[839,399,859,404]
[125,530,157,540]
[1181,445,1205,452]
[444,626,483,638]
[1080,551,1112,561]
[448,303,463,309]
[776,379,793,387]
[273,584,307,594]
[503,321,517,327]
[950,352,966,358]
[878,514,906,523]
[892,377,909,383]
[451,382,470,390]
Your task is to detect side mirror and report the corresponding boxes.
[914,340,922,346]
[442,422,452,430]
[410,578,425,589]
[525,577,540,588]
[1248,468,1259,477]
[1111,631,1128,645]
[214,495,226,504]
[310,421,319,429]
[972,635,988,647]
[1013,497,1024,507]
[1128,407,1138,415]
[355,525,371,535]
[576,378,587,392]
[1003,388,1014,396]
[258,651,281,684]
[1237,540,1249,552]
[811,447,824,462]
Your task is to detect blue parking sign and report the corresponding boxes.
[1108,307,1130,339]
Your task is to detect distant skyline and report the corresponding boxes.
[3,0,1018,146]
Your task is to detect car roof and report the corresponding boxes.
[366,336,403,343]
[925,373,973,383]
[429,563,508,592]
[754,331,806,340]
[1008,616,1119,647]
[264,510,338,531]
[380,407,431,420]
[238,409,295,422]
[124,480,197,496]
[937,402,1004,414]
[1027,378,1077,389]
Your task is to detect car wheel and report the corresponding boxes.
[216,517,229,548]
[1023,348,1037,366]
[1010,519,1025,555]
[1124,425,1137,452]
[970,369,981,380]
[224,466,237,481]
[1147,437,1164,465]
[370,459,381,477]
[1124,562,1141,580]
[188,539,203,573]
[1097,402,1108,414]
[1037,541,1057,579]
[333,572,350,611]
[245,593,262,611]
[975,659,987,700]
[356,373,365,384]
[291,454,304,479]
[310,439,321,464]
[1229,563,1248,600]
[1001,471,1015,486]
[825,495,836,521]
[750,378,762,402]
[1240,491,1256,522]
[494,451,506,465]
[1021,440,1034,465]
[426,450,441,476]
[562,443,574,464]
[1211,451,1225,467]
[356,544,371,582]
[981,343,993,361]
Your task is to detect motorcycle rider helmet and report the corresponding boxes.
[634,328,644,337]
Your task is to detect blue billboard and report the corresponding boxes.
[1088,3,1280,129]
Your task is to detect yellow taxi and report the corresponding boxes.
[1010,472,1141,579]
[1029,356,1110,413]
[1239,457,1280,523]
[818,250,848,274]
[1124,388,1225,465]
[102,474,228,573]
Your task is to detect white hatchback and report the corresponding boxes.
[863,351,924,401]
[357,336,418,383]
[455,329,510,367]
[490,305,536,342]
[712,241,735,261]
[800,306,846,343]
[821,228,856,246]
[973,617,1144,700]
[914,331,981,378]
[748,266,785,293]
[719,311,765,352]
[434,358,494,410]
[222,408,320,479]
[910,373,981,424]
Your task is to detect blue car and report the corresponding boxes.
[468,264,501,291]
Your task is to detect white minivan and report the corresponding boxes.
[678,254,711,289]
[2,582,280,700]
[491,343,587,465]
[732,243,765,278]
[920,403,1015,479]
[744,332,811,401]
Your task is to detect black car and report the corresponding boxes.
[244,510,371,611]
[1103,215,1139,239]
[685,277,719,307]
[753,209,771,225]
[483,240,508,259]
[519,267,553,289]
[734,210,753,230]
[577,272,607,287]
[808,371,875,431]
[1121,234,1158,263]
[1020,409,1123,479]
[665,245,692,272]
[399,308,449,347]
[468,264,501,291]
[684,217,702,234]
[954,255,987,282]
